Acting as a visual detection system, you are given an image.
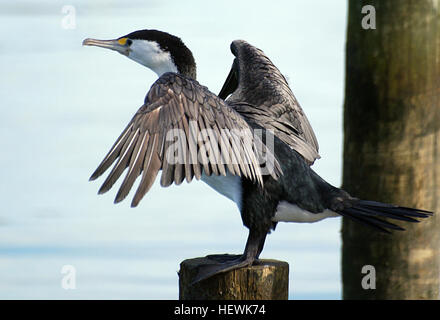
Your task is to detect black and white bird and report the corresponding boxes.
[83,29,432,282]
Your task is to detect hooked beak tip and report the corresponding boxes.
[82,38,92,46]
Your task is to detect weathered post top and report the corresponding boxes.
[179,256,289,300]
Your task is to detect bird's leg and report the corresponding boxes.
[192,229,268,284]
[241,228,266,261]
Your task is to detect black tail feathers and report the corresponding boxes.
[338,200,433,234]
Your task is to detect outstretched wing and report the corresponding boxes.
[219,40,320,165]
[90,72,280,207]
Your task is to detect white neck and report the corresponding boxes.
[128,40,178,77]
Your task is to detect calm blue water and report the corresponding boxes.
[0,0,347,299]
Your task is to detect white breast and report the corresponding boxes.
[201,173,242,211]
[272,201,339,223]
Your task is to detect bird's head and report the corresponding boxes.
[83,29,196,79]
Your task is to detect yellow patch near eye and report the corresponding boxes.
[118,37,128,45]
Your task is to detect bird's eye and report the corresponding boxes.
[127,39,133,46]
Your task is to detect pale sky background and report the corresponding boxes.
[0,0,347,299]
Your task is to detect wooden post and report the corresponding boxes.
[179,256,289,300]
[342,0,440,299]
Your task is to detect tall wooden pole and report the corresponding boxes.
[342,0,440,299]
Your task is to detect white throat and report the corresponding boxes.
[128,40,178,77]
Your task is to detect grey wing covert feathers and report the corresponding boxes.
[90,72,281,207]
[219,40,320,165]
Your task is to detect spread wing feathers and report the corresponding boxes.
[223,40,320,165]
[230,101,320,166]
[90,73,281,207]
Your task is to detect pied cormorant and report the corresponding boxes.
[83,29,432,282]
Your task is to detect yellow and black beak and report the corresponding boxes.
[82,37,131,56]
